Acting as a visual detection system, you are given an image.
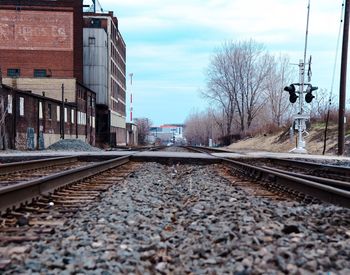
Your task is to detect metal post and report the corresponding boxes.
[296,60,307,153]
[129,73,133,123]
[338,0,349,155]
[290,1,312,154]
[61,84,65,139]
[298,60,304,149]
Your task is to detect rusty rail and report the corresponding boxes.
[0,155,130,213]
[0,156,78,176]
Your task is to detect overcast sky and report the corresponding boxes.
[95,0,344,126]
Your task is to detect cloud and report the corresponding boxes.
[98,0,345,124]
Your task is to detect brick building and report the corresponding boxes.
[0,0,83,83]
[83,12,127,146]
[0,0,97,147]
[0,81,95,150]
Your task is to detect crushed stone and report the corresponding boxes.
[46,139,101,152]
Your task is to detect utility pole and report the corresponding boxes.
[61,84,65,139]
[338,0,349,155]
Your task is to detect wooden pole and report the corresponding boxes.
[338,0,349,155]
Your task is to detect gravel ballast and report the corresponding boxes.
[47,139,101,152]
[3,162,350,274]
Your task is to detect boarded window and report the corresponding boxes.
[19,97,24,116]
[92,116,95,128]
[57,106,60,121]
[64,107,67,123]
[7,95,12,114]
[71,109,74,124]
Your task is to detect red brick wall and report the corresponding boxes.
[1,51,74,78]
[0,0,83,81]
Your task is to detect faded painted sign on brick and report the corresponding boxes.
[0,10,73,51]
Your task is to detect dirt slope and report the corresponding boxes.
[227,124,350,156]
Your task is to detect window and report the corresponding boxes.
[39,102,43,119]
[80,112,86,125]
[57,106,60,121]
[71,109,74,124]
[48,104,52,120]
[7,68,20,77]
[19,97,24,116]
[64,107,67,123]
[88,37,96,45]
[7,95,12,114]
[34,69,47,77]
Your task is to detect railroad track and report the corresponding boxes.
[263,158,350,182]
[0,145,166,214]
[0,155,133,214]
[0,156,94,188]
[183,146,350,208]
[1,145,349,215]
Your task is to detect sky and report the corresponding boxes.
[92,0,345,126]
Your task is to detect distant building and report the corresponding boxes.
[149,124,185,144]
[83,12,127,147]
[0,0,96,147]
[126,122,138,146]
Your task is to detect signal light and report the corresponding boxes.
[305,84,318,103]
[284,84,298,103]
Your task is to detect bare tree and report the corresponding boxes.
[234,40,274,131]
[264,54,295,127]
[204,40,275,135]
[204,44,237,137]
[309,88,336,120]
[134,117,152,145]
[184,109,221,146]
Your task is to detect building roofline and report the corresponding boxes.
[1,84,77,107]
[83,12,126,47]
[76,81,96,96]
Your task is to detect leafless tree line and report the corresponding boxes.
[184,40,332,146]
[134,117,152,145]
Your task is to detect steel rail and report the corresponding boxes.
[0,155,130,213]
[262,166,350,191]
[221,158,350,208]
[182,146,213,154]
[268,158,350,177]
[0,156,78,176]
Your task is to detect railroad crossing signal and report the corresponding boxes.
[286,59,318,154]
[284,84,298,103]
[305,84,318,103]
[284,83,318,104]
